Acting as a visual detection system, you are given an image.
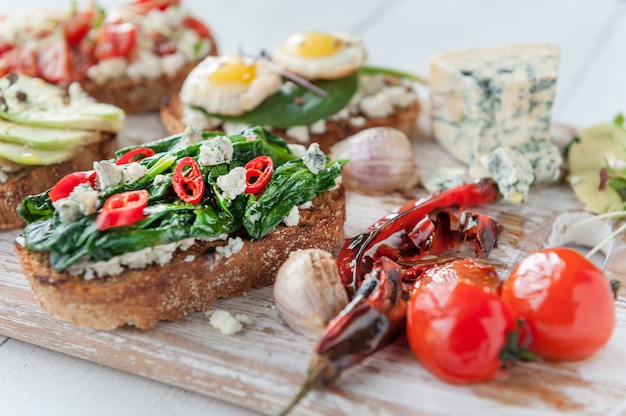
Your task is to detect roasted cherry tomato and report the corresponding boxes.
[95,189,149,231]
[93,22,137,60]
[501,247,616,361]
[62,7,97,46]
[173,156,204,204]
[116,147,155,165]
[244,156,273,194]
[49,171,97,202]
[407,278,517,384]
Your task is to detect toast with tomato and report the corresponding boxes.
[0,74,124,229]
[160,31,422,151]
[0,0,218,113]
[14,126,346,330]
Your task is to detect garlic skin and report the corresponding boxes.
[330,127,418,195]
[273,249,349,339]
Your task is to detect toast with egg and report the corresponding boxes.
[160,32,421,151]
[0,0,218,113]
[14,126,346,330]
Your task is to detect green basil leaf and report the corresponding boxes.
[359,65,428,84]
[194,74,358,128]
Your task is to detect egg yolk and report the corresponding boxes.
[283,32,344,58]
[210,57,257,85]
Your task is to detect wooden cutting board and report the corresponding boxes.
[1,115,625,416]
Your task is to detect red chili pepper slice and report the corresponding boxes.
[49,170,97,202]
[95,189,149,231]
[116,147,155,165]
[244,156,273,194]
[173,156,204,204]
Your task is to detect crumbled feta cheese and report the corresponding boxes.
[208,310,249,335]
[52,183,100,225]
[215,236,244,258]
[153,174,167,186]
[349,116,366,127]
[15,235,25,247]
[286,125,310,143]
[126,50,161,80]
[0,170,7,184]
[198,136,233,166]
[359,91,394,118]
[302,143,327,175]
[217,167,246,199]
[160,51,186,77]
[94,160,147,189]
[287,143,307,158]
[283,206,300,227]
[86,58,127,85]
[184,255,195,262]
[309,119,326,135]
[299,201,313,209]
[179,125,204,148]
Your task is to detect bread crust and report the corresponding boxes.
[0,134,117,230]
[14,186,346,330]
[160,92,420,152]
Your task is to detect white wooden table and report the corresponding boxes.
[2,1,626,415]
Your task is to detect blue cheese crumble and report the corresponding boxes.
[94,160,147,189]
[302,143,327,175]
[198,135,233,166]
[217,166,246,199]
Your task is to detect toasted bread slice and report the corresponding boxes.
[160,92,420,152]
[14,186,345,330]
[0,134,117,230]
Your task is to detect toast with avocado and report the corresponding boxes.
[14,126,346,330]
[0,74,124,229]
[160,32,422,151]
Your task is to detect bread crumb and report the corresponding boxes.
[207,309,251,335]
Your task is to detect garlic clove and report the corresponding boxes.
[330,127,418,195]
[273,248,349,339]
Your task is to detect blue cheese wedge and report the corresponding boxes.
[429,44,562,201]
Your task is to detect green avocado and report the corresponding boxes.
[0,141,78,165]
[0,121,100,150]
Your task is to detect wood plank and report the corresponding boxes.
[1,122,626,415]
[0,338,257,416]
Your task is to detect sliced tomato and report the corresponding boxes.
[93,22,137,60]
[183,16,213,39]
[37,37,72,84]
[95,189,149,231]
[124,0,181,14]
[49,171,97,202]
[63,6,97,47]
[3,46,39,78]
[0,38,14,56]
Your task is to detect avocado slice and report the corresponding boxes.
[0,141,78,165]
[567,123,626,175]
[0,120,100,150]
[0,75,124,133]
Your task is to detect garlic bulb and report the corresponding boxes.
[330,127,418,195]
[273,249,349,339]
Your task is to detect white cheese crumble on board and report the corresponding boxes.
[428,44,563,202]
[207,310,251,335]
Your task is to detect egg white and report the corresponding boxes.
[271,32,367,80]
[180,54,282,116]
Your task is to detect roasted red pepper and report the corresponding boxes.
[95,189,149,231]
[244,156,273,194]
[48,170,97,202]
[173,156,204,204]
[116,147,155,165]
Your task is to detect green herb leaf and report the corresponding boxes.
[359,65,428,84]
[193,74,358,128]
[614,113,625,128]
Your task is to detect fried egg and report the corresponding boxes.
[271,31,367,80]
[180,54,282,116]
